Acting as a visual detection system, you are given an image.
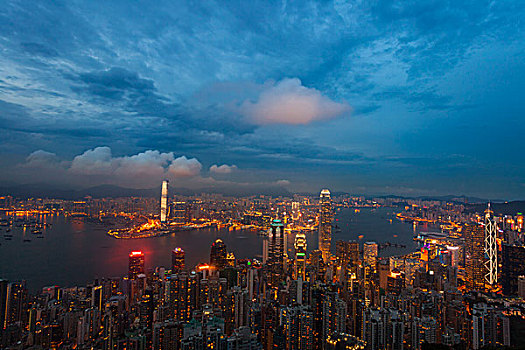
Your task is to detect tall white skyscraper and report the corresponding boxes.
[160,180,169,222]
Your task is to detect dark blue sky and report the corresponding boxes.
[0,0,524,199]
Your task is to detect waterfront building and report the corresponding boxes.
[171,201,189,224]
[319,189,332,263]
[160,180,169,223]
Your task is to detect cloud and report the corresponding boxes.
[168,156,202,177]
[24,150,60,168]
[275,179,291,186]
[209,164,237,174]
[70,146,114,175]
[240,78,351,125]
[69,147,202,185]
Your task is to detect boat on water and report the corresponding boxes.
[23,239,31,242]
[32,230,43,234]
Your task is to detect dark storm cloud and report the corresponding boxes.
[0,0,524,198]
[73,67,157,100]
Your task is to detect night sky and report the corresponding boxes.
[0,1,524,199]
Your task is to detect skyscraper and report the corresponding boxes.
[336,240,359,269]
[160,180,169,222]
[129,251,145,279]
[294,233,307,280]
[210,239,228,269]
[267,219,285,288]
[0,279,7,329]
[169,271,198,321]
[484,204,498,285]
[363,242,378,271]
[319,189,332,263]
[501,243,525,295]
[172,247,185,273]
[464,224,485,290]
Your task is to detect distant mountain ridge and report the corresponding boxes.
[0,183,291,199]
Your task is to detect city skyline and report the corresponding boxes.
[1,2,525,347]
[1,185,525,348]
[0,1,524,199]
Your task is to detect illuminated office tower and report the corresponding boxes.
[294,233,307,280]
[210,239,228,269]
[484,204,498,285]
[464,224,485,290]
[363,242,378,270]
[172,247,185,273]
[129,251,145,279]
[267,219,285,287]
[160,180,169,222]
[318,189,333,262]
